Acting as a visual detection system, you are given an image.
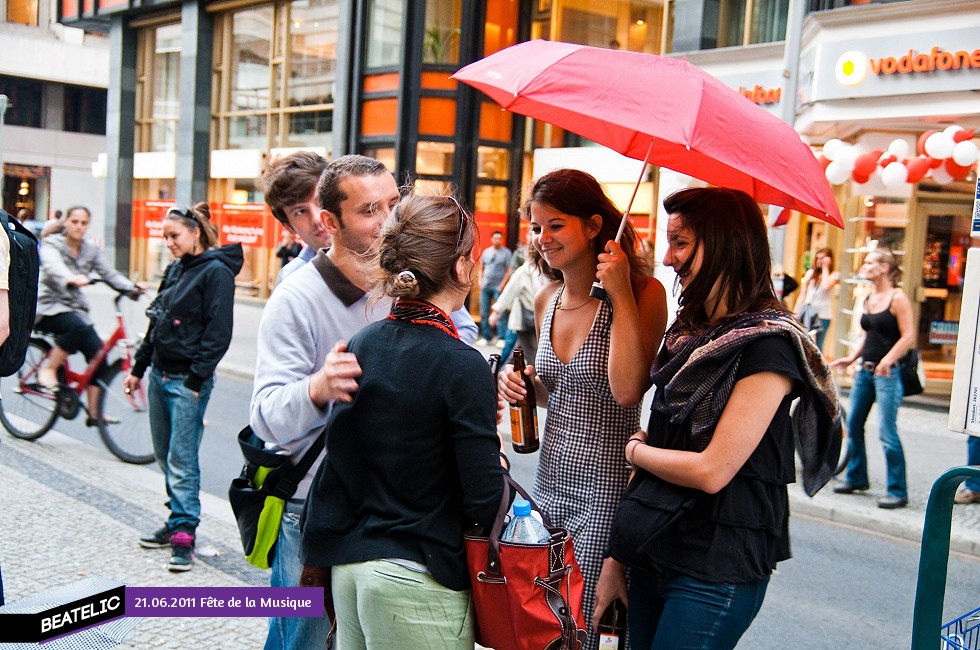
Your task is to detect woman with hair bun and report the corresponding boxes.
[302,194,507,649]
[125,202,243,571]
[830,247,915,509]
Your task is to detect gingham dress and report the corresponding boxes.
[533,291,639,648]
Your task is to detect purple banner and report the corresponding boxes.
[126,587,324,618]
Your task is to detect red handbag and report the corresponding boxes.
[464,476,587,650]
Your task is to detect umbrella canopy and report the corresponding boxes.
[453,40,842,227]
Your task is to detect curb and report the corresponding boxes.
[788,491,980,558]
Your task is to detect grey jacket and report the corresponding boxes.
[36,234,134,323]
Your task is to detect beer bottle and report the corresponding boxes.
[597,598,627,650]
[509,348,539,453]
[488,353,501,378]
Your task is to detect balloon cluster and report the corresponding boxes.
[817,126,978,188]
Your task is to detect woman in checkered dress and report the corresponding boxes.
[499,169,667,648]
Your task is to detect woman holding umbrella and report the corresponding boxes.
[498,168,667,645]
[605,188,840,649]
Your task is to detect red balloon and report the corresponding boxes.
[878,153,897,167]
[953,129,976,143]
[906,156,932,183]
[852,170,871,184]
[930,156,944,169]
[945,158,973,180]
[917,130,938,156]
[853,152,878,176]
[816,154,831,170]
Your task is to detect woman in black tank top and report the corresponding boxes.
[830,248,916,509]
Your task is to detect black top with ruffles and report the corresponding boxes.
[615,336,802,583]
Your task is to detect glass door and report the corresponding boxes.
[914,200,978,391]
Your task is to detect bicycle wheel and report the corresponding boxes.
[94,360,154,464]
[0,339,60,440]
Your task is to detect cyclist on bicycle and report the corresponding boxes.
[35,206,143,424]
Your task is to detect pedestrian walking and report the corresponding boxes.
[302,194,507,650]
[605,187,841,650]
[830,247,915,509]
[497,168,667,648]
[124,203,243,571]
[476,230,511,345]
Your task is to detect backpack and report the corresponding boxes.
[0,210,41,377]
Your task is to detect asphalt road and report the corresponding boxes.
[42,370,980,649]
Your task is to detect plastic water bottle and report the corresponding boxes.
[501,499,550,543]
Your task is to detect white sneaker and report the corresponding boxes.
[495,340,506,349]
[475,338,489,346]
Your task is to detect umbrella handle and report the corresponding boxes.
[591,139,655,303]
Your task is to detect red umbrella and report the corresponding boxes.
[453,40,842,228]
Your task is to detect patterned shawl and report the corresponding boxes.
[651,308,841,496]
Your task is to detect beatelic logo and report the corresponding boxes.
[836,46,980,86]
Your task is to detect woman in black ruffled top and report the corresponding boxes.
[604,188,841,650]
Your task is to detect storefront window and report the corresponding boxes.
[666,0,801,52]
[6,0,38,26]
[417,141,454,175]
[366,0,404,68]
[538,1,661,53]
[477,146,509,181]
[287,0,338,108]
[423,0,461,64]
[149,24,180,153]
[231,7,273,112]
[0,75,42,128]
[749,0,788,44]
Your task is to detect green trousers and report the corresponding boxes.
[331,560,474,649]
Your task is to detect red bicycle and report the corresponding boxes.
[0,285,154,464]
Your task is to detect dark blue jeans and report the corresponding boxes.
[628,567,769,650]
[845,366,907,499]
[966,435,980,492]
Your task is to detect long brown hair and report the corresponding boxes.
[663,188,781,330]
[521,169,650,282]
[372,194,475,302]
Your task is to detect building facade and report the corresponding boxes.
[59,0,978,394]
[0,0,109,238]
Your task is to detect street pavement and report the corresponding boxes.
[0,284,977,648]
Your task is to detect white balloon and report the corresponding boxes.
[881,161,909,188]
[951,140,979,166]
[930,166,954,184]
[887,139,910,159]
[825,160,850,185]
[823,139,845,161]
[835,145,860,171]
[944,125,964,137]
[924,132,955,159]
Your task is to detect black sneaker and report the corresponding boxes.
[139,526,173,549]
[169,531,195,572]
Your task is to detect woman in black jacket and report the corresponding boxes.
[302,195,507,648]
[124,202,243,572]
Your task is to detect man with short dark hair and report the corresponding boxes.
[477,230,512,345]
[261,151,332,284]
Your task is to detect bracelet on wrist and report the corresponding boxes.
[624,438,643,468]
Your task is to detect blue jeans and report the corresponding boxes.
[628,567,769,650]
[147,368,214,532]
[814,318,831,352]
[479,285,502,340]
[265,500,331,650]
[845,366,907,499]
[965,435,980,492]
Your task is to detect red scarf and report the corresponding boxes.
[388,299,459,339]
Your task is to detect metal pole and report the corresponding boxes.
[768,0,806,264]
[0,94,10,208]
